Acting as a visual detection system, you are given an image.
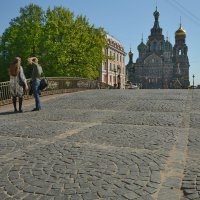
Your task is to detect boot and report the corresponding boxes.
[12,96,17,112]
[19,97,23,113]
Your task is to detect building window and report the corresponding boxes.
[110,51,112,56]
[160,42,163,50]
[104,49,107,55]
[110,75,112,84]
[104,65,106,70]
[104,63,108,71]
[153,42,157,51]
[110,63,112,71]
[104,74,107,83]
[121,67,124,74]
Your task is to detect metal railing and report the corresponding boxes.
[0,77,113,106]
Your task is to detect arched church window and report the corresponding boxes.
[179,49,182,55]
[153,42,157,51]
[160,42,163,50]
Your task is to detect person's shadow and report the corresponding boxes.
[0,109,35,115]
[0,111,18,115]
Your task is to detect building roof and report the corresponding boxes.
[107,34,125,51]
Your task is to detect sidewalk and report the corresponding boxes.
[0,89,199,200]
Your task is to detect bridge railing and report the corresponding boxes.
[0,77,113,106]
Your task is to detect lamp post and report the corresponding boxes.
[192,74,195,89]
[114,66,117,88]
[145,76,148,89]
[117,65,121,89]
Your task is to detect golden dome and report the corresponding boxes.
[175,26,186,37]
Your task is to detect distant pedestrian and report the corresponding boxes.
[28,57,43,111]
[117,74,121,89]
[9,57,28,113]
[96,78,101,89]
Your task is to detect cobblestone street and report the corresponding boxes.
[0,89,200,200]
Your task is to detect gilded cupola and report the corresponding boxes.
[175,24,186,37]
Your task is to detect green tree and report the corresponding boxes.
[40,6,74,76]
[0,36,8,81]
[0,4,108,81]
[41,7,107,79]
[66,16,107,79]
[0,4,44,80]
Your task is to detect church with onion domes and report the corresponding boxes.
[126,7,190,89]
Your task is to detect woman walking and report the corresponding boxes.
[9,57,28,112]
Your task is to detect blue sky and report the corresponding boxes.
[1,0,200,85]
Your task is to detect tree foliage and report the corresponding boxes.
[0,4,107,81]
[0,4,44,81]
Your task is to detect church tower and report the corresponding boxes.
[126,48,135,84]
[127,8,190,89]
[147,7,165,54]
[133,7,174,89]
[173,23,190,88]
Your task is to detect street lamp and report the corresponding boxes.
[192,74,195,89]
[117,65,121,89]
[145,76,148,89]
[114,66,117,88]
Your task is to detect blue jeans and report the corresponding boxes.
[32,79,41,109]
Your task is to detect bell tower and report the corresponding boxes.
[126,48,135,84]
[173,22,190,88]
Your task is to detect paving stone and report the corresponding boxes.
[0,89,199,199]
[163,177,182,189]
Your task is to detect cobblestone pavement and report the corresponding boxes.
[0,89,200,200]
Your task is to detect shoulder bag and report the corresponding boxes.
[39,73,48,91]
[18,71,26,90]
